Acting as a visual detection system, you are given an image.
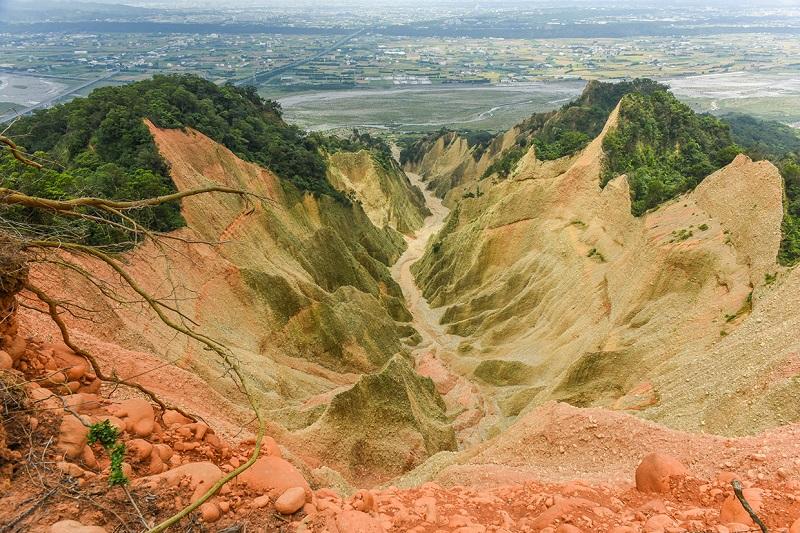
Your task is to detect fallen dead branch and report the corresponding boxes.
[732,479,769,533]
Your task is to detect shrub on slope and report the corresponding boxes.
[481,79,669,178]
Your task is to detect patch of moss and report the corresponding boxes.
[315,356,457,476]
[553,350,643,408]
[241,269,310,325]
[498,386,545,417]
[473,359,535,386]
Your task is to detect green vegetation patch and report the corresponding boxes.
[473,359,535,386]
[3,74,342,246]
[526,79,667,161]
[601,90,741,216]
[88,419,128,486]
[481,79,669,179]
[313,129,396,171]
[481,145,528,178]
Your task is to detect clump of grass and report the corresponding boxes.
[764,272,777,285]
[698,223,709,231]
[669,228,693,243]
[724,291,753,324]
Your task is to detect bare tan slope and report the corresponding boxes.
[412,108,797,437]
[327,150,430,235]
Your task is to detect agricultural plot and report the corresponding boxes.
[668,71,800,124]
[271,82,585,132]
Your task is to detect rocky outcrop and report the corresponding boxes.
[327,150,430,235]
[298,355,457,484]
[403,128,519,203]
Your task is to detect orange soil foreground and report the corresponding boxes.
[3,313,800,532]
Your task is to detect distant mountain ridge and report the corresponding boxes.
[402,79,800,265]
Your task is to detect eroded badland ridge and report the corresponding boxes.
[1,76,799,532]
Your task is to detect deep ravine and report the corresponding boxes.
[390,170,500,449]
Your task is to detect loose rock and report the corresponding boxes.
[275,486,307,515]
[635,453,688,493]
[49,521,107,533]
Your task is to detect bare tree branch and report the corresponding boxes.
[732,480,768,533]
[0,185,265,212]
[1,141,267,531]
[0,135,43,170]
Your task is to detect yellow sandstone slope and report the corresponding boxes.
[327,149,430,235]
[412,105,798,438]
[403,128,519,203]
[23,123,450,485]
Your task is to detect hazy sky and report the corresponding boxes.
[12,0,798,7]
[4,0,798,16]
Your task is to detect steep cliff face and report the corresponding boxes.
[327,150,430,235]
[412,107,796,437]
[403,128,519,203]
[297,355,457,485]
[23,123,452,483]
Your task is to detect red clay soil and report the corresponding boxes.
[3,313,800,532]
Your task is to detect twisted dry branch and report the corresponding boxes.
[23,281,194,422]
[731,479,768,533]
[1,143,267,530]
[0,185,263,212]
[0,135,43,170]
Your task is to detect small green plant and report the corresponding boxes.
[724,291,753,324]
[669,228,694,243]
[88,420,128,486]
[431,241,442,254]
[764,272,777,285]
[698,223,709,231]
[587,248,606,262]
[571,220,587,228]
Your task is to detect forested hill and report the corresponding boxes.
[1,74,343,244]
[601,89,741,216]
